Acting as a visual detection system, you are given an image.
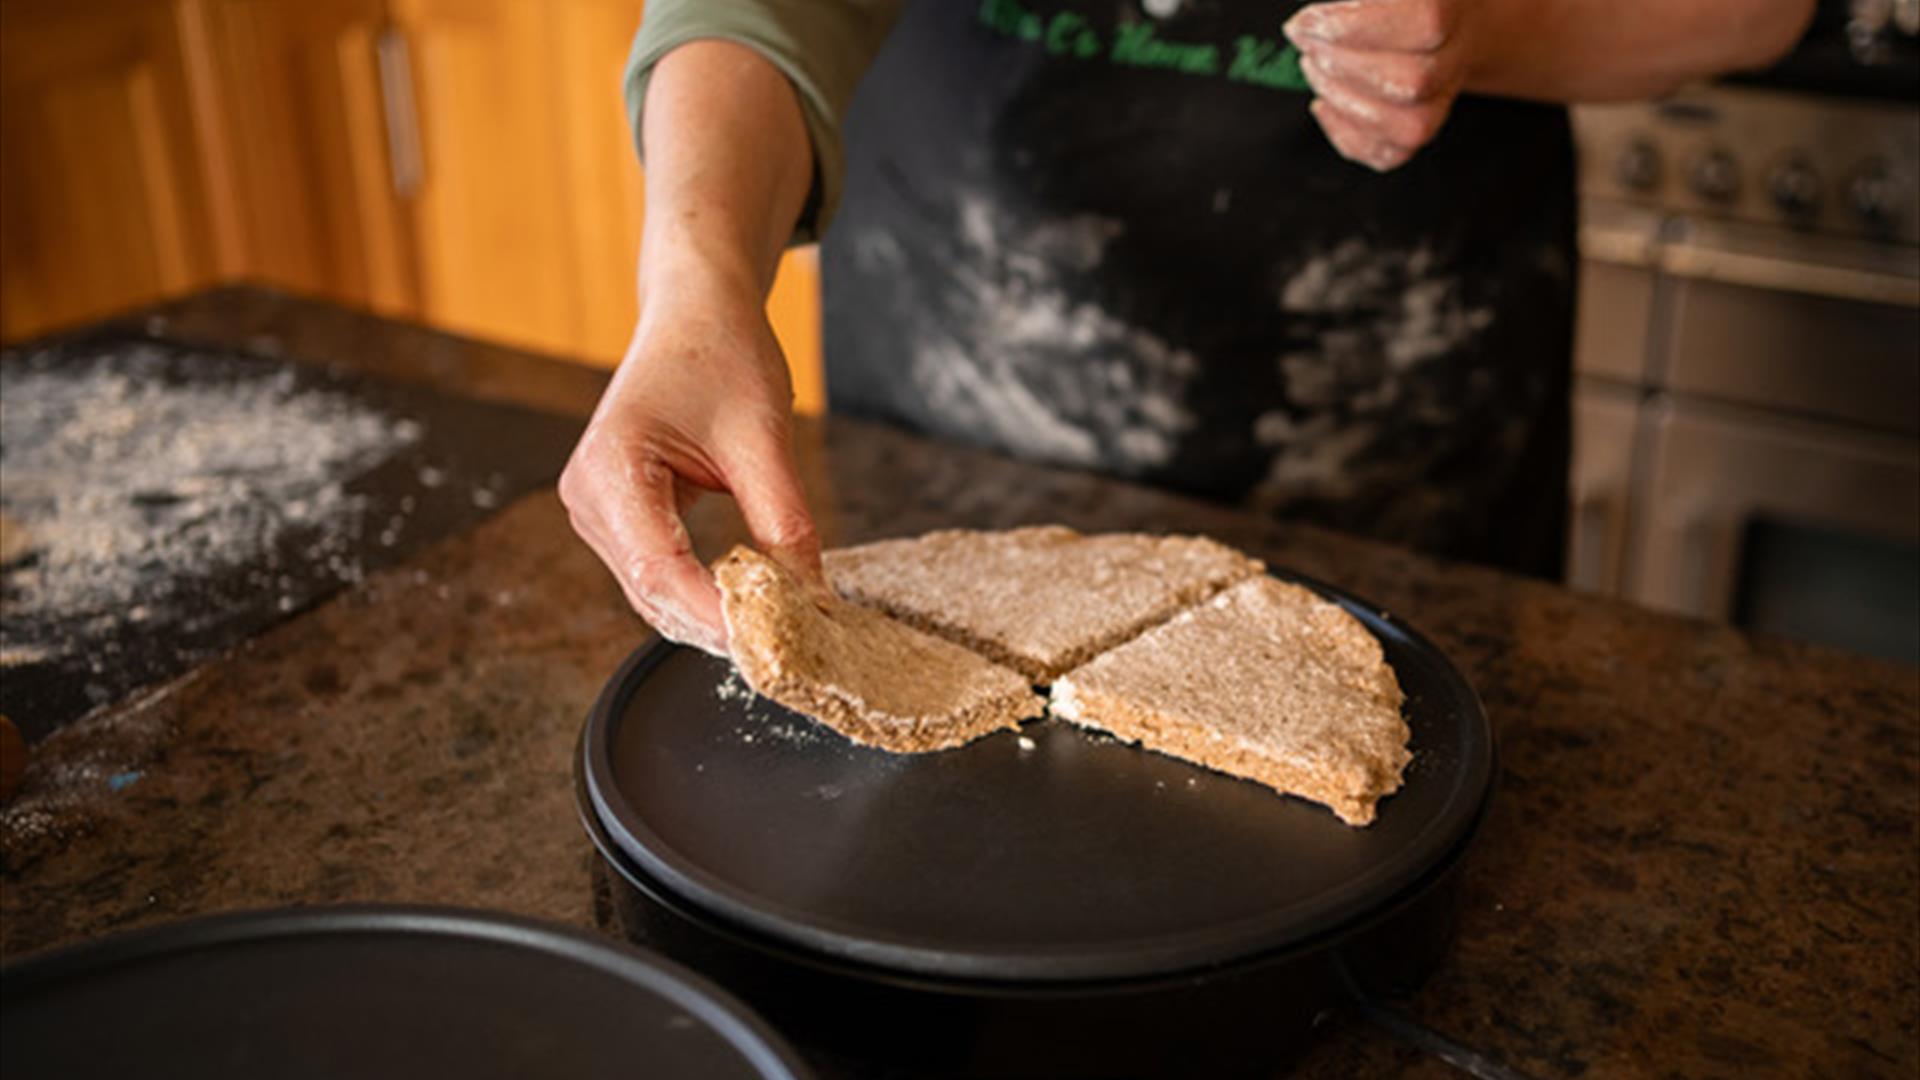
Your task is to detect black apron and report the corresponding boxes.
[821,0,1576,578]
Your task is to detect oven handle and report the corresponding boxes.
[1659,241,1920,307]
[1577,222,1659,269]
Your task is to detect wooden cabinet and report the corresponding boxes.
[0,0,825,410]
[194,0,416,314]
[1,0,221,340]
[550,0,649,365]
[390,0,580,357]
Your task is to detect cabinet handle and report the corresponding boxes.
[376,27,423,199]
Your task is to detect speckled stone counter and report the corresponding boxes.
[2,288,1915,1079]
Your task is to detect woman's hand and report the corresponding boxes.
[1286,0,1478,172]
[562,37,823,655]
[559,266,822,656]
[1285,0,1817,170]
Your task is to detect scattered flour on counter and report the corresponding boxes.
[0,643,53,667]
[0,348,421,663]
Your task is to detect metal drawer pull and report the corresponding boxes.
[376,27,424,199]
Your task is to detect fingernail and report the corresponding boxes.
[1283,10,1329,43]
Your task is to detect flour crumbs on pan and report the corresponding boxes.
[714,669,759,705]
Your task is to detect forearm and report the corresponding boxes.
[637,41,814,309]
[1469,0,1817,101]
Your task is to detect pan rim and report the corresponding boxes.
[0,903,813,1080]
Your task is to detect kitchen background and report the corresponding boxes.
[3,0,1916,666]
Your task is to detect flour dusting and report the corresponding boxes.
[905,192,1198,472]
[1253,239,1495,506]
[714,668,759,704]
[0,346,422,666]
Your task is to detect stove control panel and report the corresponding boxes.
[1576,86,1920,244]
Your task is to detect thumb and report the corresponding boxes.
[723,428,826,593]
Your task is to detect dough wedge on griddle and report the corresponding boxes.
[715,547,1044,752]
[824,526,1264,681]
[1050,576,1410,826]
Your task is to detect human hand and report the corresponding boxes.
[559,270,822,656]
[1283,0,1480,172]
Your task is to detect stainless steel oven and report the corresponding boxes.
[1567,51,1920,667]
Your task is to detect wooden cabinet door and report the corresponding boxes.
[1,0,220,341]
[549,0,644,366]
[387,0,581,357]
[193,0,417,316]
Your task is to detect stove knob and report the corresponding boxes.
[1614,139,1661,193]
[1847,159,1897,227]
[1769,155,1823,218]
[1689,147,1740,203]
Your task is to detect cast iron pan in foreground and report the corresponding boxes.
[0,906,810,1080]
[582,569,1494,984]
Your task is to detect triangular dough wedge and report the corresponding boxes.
[715,547,1044,752]
[1049,576,1411,826]
[824,526,1264,681]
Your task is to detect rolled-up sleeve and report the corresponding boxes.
[624,0,903,245]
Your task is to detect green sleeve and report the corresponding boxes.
[624,0,904,245]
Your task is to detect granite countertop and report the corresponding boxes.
[2,288,1914,1078]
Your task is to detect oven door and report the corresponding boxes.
[1659,218,1920,436]
[1629,396,1920,665]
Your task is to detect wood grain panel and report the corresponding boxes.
[391,0,580,358]
[195,0,417,315]
[1,0,218,341]
[550,0,645,366]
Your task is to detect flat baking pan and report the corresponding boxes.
[0,905,810,1080]
[582,569,1493,984]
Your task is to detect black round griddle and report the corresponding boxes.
[582,570,1493,986]
[0,906,810,1080]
